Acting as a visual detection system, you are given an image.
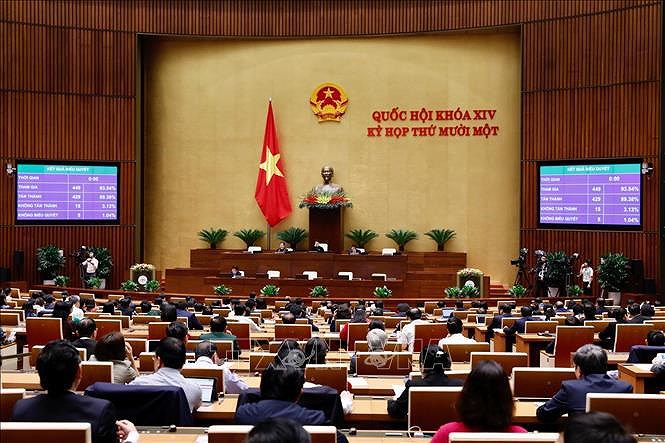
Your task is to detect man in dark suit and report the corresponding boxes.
[175,301,203,330]
[628,303,654,324]
[12,340,138,443]
[537,344,633,422]
[503,306,535,335]
[486,303,513,340]
[71,317,97,359]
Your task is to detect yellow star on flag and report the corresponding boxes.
[323,88,334,98]
[259,147,285,185]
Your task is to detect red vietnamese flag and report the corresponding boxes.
[255,101,292,227]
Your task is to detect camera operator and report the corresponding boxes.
[578,258,593,296]
[533,253,548,299]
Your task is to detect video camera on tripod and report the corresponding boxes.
[511,248,528,269]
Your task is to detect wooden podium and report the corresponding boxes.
[308,207,344,253]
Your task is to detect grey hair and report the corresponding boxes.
[366,328,387,351]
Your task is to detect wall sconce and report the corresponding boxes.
[5,163,16,176]
[641,161,653,177]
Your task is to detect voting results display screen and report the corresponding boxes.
[538,160,642,230]
[15,162,119,224]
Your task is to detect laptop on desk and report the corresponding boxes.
[185,377,217,405]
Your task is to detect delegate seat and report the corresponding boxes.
[441,342,490,363]
[249,352,277,372]
[0,312,21,326]
[208,425,337,443]
[30,345,87,367]
[408,386,462,431]
[470,352,527,374]
[0,388,26,421]
[124,338,147,358]
[226,322,251,350]
[305,364,348,393]
[524,321,558,334]
[614,324,654,352]
[355,352,412,376]
[274,324,312,341]
[26,317,62,349]
[414,323,448,353]
[540,326,594,368]
[94,319,122,339]
[511,367,576,399]
[346,322,370,351]
[78,361,113,391]
[586,393,665,434]
[181,365,225,393]
[147,322,171,340]
[0,422,91,443]
[584,319,614,333]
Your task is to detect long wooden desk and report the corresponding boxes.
[618,363,657,393]
[138,428,419,442]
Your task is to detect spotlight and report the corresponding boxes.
[5,163,16,176]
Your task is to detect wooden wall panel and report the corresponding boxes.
[0,22,135,95]
[0,0,660,293]
[0,92,134,160]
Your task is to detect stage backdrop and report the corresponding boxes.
[143,31,520,285]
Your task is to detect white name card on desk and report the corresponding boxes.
[347,377,369,388]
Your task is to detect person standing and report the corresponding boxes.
[579,259,594,296]
[82,251,99,287]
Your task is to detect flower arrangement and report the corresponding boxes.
[130,263,155,273]
[299,189,352,209]
[445,287,462,298]
[214,284,233,296]
[54,275,70,287]
[260,284,280,296]
[459,284,480,298]
[86,277,102,289]
[144,280,160,293]
[457,268,483,278]
[373,285,392,298]
[508,284,528,297]
[121,280,139,292]
[310,285,328,297]
[567,284,583,296]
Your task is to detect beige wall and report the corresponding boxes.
[143,32,521,285]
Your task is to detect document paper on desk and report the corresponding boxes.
[195,436,208,443]
[347,377,369,388]
[392,384,406,400]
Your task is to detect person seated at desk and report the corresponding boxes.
[247,418,310,443]
[189,340,249,394]
[563,411,637,443]
[304,337,328,365]
[387,345,463,418]
[51,300,76,341]
[598,307,628,350]
[275,241,290,253]
[22,299,37,318]
[130,337,202,412]
[438,316,476,346]
[175,301,203,330]
[628,302,655,324]
[200,315,241,359]
[311,241,325,252]
[349,327,387,375]
[230,265,243,278]
[90,331,139,384]
[398,308,430,352]
[555,300,568,313]
[329,304,351,333]
[486,304,513,340]
[139,300,161,316]
[160,302,177,322]
[339,308,368,348]
[536,344,633,422]
[392,302,410,318]
[430,360,527,443]
[118,297,135,318]
[12,340,139,443]
[348,245,360,255]
[503,306,535,335]
[71,317,97,359]
[289,304,319,332]
[229,303,262,332]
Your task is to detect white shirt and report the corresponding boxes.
[71,306,84,321]
[83,257,99,273]
[187,357,249,394]
[130,367,202,412]
[438,333,476,347]
[229,315,261,333]
[581,266,594,283]
[397,319,430,352]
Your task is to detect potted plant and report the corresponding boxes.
[310,285,328,297]
[198,227,228,249]
[36,244,65,284]
[214,284,232,296]
[89,246,113,289]
[54,275,70,287]
[373,285,392,298]
[597,252,630,305]
[276,227,308,251]
[130,263,155,291]
[234,229,266,249]
[567,284,583,297]
[260,284,280,296]
[424,228,456,251]
[86,276,102,289]
[345,229,379,249]
[460,284,480,298]
[508,284,527,297]
[445,287,462,298]
[145,280,161,293]
[121,280,139,292]
[544,251,568,297]
[385,229,418,252]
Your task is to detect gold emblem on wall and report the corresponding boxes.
[310,83,349,122]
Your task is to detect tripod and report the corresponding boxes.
[513,264,533,292]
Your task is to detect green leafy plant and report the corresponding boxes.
[424,228,456,251]
[385,229,417,252]
[86,276,102,289]
[597,252,630,292]
[457,268,483,279]
[567,284,583,296]
[36,244,65,279]
[121,280,139,292]
[214,284,233,296]
[198,227,228,249]
[145,279,161,293]
[310,285,329,297]
[54,275,70,287]
[544,251,568,288]
[445,287,462,298]
[460,284,480,298]
[233,229,266,248]
[276,227,308,251]
[345,229,379,249]
[508,284,527,297]
[260,284,280,296]
[373,285,392,298]
[88,246,113,279]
